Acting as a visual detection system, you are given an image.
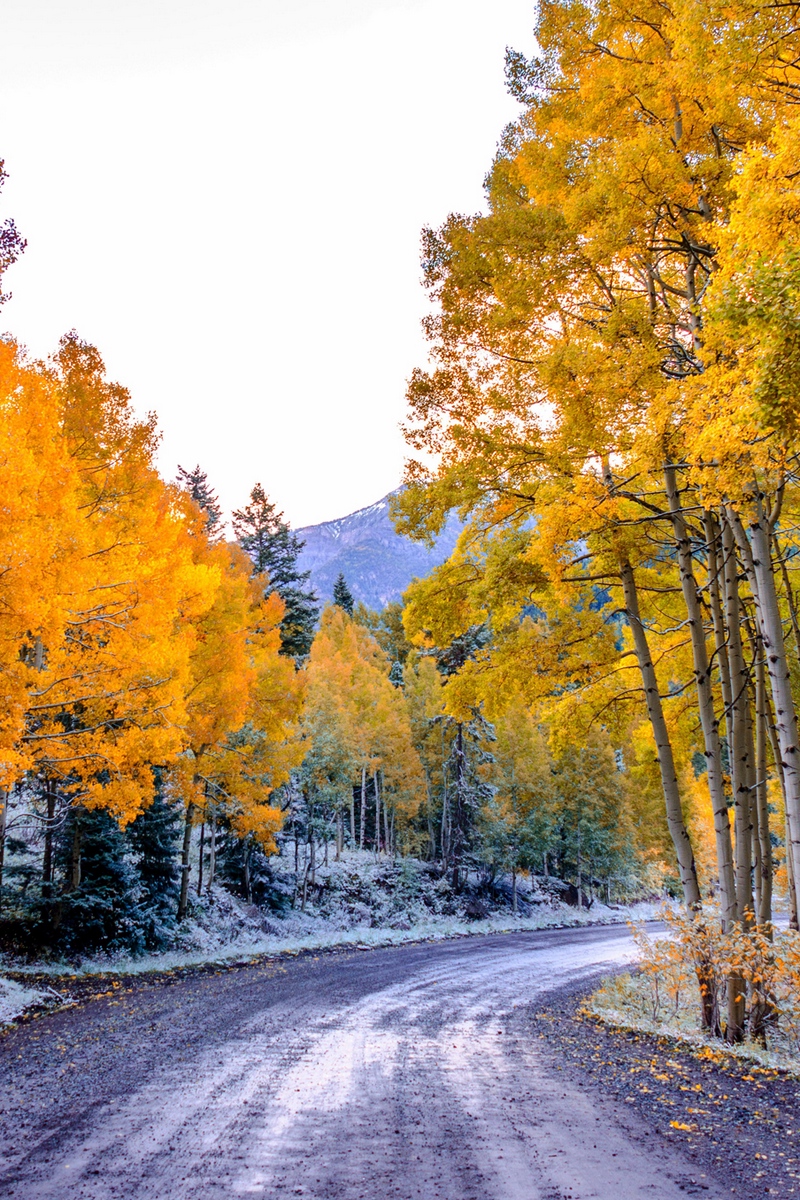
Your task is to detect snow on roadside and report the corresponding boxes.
[0,976,48,1027]
[2,898,663,982]
[585,971,800,1076]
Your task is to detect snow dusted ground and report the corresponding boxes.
[0,851,665,1016]
[0,975,48,1026]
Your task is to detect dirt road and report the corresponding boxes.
[0,925,722,1199]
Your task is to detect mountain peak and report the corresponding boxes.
[295,492,461,610]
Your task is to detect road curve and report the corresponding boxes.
[0,925,721,1200]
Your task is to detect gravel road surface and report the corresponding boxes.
[0,925,724,1199]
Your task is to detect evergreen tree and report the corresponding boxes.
[52,807,143,954]
[128,780,181,948]
[332,573,354,616]
[177,464,224,541]
[232,482,319,659]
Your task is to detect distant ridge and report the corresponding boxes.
[295,491,463,611]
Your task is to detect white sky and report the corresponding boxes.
[0,0,534,527]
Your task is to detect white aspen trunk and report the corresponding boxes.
[197,821,205,896]
[208,809,216,891]
[727,500,800,917]
[359,766,367,851]
[618,557,701,908]
[754,647,773,927]
[704,512,734,729]
[721,518,753,925]
[665,468,736,925]
[576,825,583,910]
[383,786,390,855]
[0,788,7,902]
[764,689,797,930]
[374,771,381,856]
[177,801,194,920]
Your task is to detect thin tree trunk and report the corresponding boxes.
[763,686,798,928]
[374,771,381,856]
[67,818,81,892]
[197,821,205,896]
[208,808,216,892]
[243,847,253,904]
[452,722,465,892]
[576,825,583,909]
[336,809,343,860]
[753,647,773,927]
[349,794,356,848]
[360,766,366,851]
[721,518,753,927]
[383,787,390,855]
[704,512,734,727]
[41,778,57,897]
[0,789,7,905]
[309,826,316,886]
[727,499,800,918]
[665,468,736,926]
[177,802,194,920]
[618,558,701,907]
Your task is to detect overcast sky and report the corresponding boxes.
[0,0,534,528]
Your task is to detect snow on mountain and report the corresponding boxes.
[296,491,463,611]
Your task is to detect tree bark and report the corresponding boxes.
[726,499,800,918]
[704,512,734,727]
[66,818,81,893]
[208,808,216,893]
[0,789,7,905]
[374,771,381,855]
[752,646,773,928]
[177,802,194,920]
[243,847,253,904]
[618,557,701,908]
[721,517,753,927]
[763,685,798,929]
[197,821,205,896]
[359,766,367,851]
[41,778,57,897]
[383,785,391,856]
[664,469,736,926]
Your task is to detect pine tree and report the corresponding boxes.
[177,464,224,542]
[232,483,319,659]
[332,573,354,616]
[52,807,143,954]
[128,778,181,948]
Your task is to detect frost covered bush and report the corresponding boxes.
[588,909,800,1069]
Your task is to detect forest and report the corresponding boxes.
[3,0,800,1057]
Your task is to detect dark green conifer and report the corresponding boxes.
[177,464,224,541]
[53,807,143,954]
[128,779,181,948]
[332,573,354,616]
[232,482,319,659]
